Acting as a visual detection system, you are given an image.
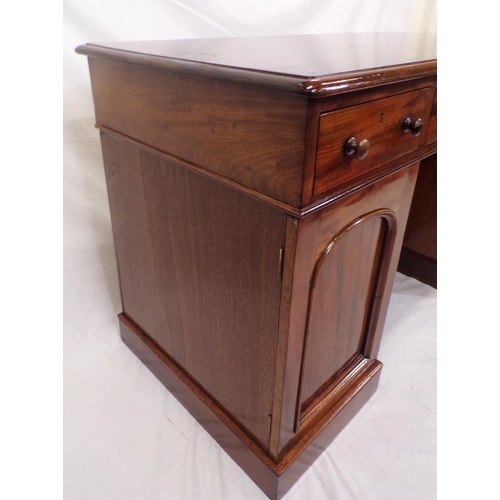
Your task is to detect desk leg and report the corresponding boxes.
[398,153,437,287]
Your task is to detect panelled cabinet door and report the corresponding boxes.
[277,165,419,449]
[297,208,396,426]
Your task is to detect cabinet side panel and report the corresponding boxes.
[88,57,306,208]
[101,132,285,449]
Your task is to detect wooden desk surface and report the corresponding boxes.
[76,33,436,96]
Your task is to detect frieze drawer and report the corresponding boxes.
[314,87,434,196]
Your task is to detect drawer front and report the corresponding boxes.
[313,88,433,196]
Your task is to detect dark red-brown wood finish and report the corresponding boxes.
[76,33,437,499]
[76,33,436,97]
[275,166,419,456]
[101,133,285,449]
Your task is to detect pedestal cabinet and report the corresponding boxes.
[76,33,437,499]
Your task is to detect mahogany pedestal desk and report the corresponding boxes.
[77,33,437,499]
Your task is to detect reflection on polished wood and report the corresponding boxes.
[77,33,437,96]
[77,33,437,499]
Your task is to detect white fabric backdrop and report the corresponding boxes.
[64,2,437,498]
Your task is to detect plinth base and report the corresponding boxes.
[119,313,382,499]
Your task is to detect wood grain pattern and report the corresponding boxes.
[97,125,304,218]
[88,57,307,208]
[314,87,433,195]
[101,132,286,449]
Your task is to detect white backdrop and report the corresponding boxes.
[64,2,437,499]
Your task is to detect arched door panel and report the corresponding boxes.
[296,210,397,428]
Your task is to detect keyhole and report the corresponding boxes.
[380,112,385,124]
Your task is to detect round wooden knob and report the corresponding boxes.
[402,117,423,136]
[344,136,370,160]
[412,118,423,136]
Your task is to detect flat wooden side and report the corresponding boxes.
[277,164,419,454]
[88,57,307,208]
[118,313,281,500]
[101,132,286,449]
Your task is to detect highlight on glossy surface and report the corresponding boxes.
[402,117,423,136]
[75,33,437,97]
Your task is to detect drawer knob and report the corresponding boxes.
[344,137,370,160]
[402,117,424,136]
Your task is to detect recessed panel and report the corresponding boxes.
[299,214,392,417]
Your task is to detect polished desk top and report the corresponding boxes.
[76,33,437,96]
